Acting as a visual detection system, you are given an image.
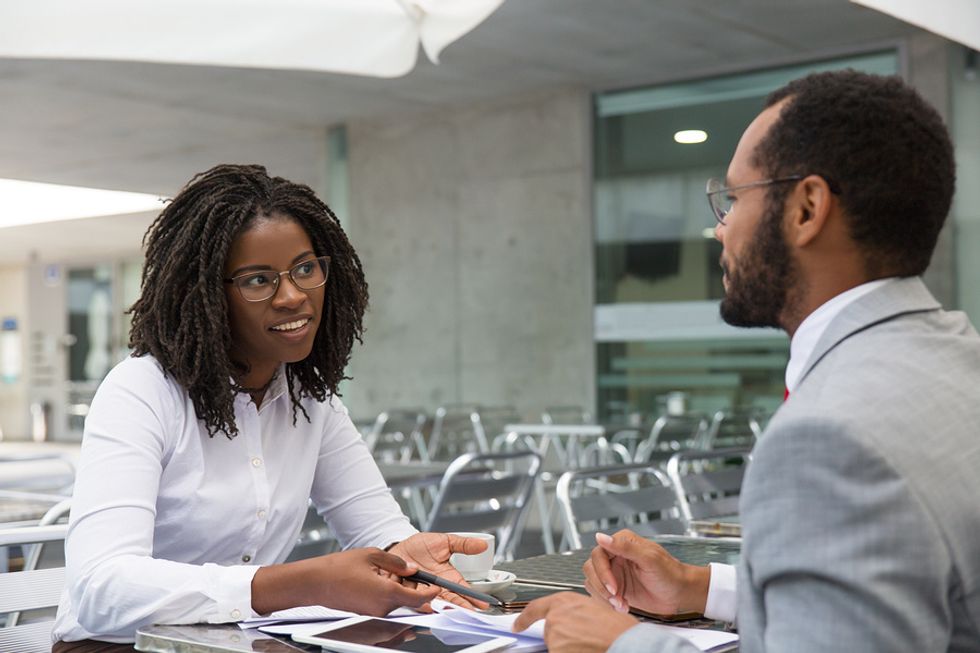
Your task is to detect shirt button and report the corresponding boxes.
[251,457,262,468]
[242,554,252,563]
[231,609,242,619]
[257,509,267,519]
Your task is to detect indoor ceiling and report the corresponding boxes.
[0,0,918,263]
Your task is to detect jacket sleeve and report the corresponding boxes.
[736,414,952,652]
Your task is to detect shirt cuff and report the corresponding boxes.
[703,562,737,623]
[203,563,261,623]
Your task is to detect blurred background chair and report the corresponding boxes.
[634,413,708,461]
[425,450,542,562]
[364,409,429,463]
[428,404,486,461]
[667,447,751,535]
[541,405,593,425]
[0,522,69,652]
[556,462,685,551]
[700,409,764,449]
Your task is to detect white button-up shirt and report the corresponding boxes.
[53,355,416,643]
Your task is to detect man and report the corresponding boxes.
[514,70,980,651]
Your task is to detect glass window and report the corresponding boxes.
[593,52,898,421]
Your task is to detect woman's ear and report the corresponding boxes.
[787,174,835,248]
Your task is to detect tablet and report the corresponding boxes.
[291,616,515,653]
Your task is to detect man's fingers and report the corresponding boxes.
[583,559,612,600]
[513,594,556,632]
[589,538,619,597]
[446,533,489,555]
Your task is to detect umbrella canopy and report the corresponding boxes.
[0,0,505,77]
[851,0,980,51]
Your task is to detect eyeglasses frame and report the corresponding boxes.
[223,255,331,303]
[706,174,841,226]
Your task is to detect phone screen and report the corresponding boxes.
[309,619,502,653]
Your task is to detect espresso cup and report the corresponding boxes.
[449,532,495,581]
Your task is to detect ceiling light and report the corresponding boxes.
[674,129,708,144]
[0,179,162,229]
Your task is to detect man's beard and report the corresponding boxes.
[719,201,797,329]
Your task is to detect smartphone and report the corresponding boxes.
[291,616,515,653]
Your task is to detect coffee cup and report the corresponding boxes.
[449,532,495,581]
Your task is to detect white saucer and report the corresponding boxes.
[468,570,516,595]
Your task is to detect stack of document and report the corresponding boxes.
[253,599,738,652]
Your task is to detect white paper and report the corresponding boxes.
[424,599,737,652]
[241,605,418,629]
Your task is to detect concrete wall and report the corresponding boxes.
[343,88,595,419]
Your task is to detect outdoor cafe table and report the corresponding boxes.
[135,536,741,652]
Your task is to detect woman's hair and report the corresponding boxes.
[129,164,368,439]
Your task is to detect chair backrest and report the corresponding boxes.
[470,406,521,454]
[541,406,593,425]
[556,463,686,551]
[701,410,763,449]
[667,447,751,532]
[425,450,542,561]
[635,414,708,460]
[365,409,429,463]
[429,405,486,461]
[0,523,69,653]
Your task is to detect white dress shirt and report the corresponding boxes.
[53,355,417,643]
[701,277,895,623]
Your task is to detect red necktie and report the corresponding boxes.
[784,387,790,401]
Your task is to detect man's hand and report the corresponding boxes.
[583,530,709,616]
[388,532,489,609]
[513,592,638,653]
[251,548,440,616]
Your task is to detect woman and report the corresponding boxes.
[52,164,485,651]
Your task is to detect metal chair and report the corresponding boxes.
[699,410,764,449]
[634,414,708,461]
[425,450,542,562]
[556,463,686,551]
[364,409,430,463]
[0,523,69,652]
[428,405,487,461]
[470,406,521,456]
[667,447,751,534]
[541,406,593,425]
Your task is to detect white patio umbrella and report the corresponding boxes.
[850,0,980,51]
[0,0,505,77]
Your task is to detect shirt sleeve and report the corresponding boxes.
[308,398,417,549]
[703,562,737,623]
[609,624,702,653]
[64,360,258,640]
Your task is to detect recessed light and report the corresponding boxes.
[674,130,708,144]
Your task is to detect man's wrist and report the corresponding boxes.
[680,563,710,615]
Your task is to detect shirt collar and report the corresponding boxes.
[232,364,290,409]
[785,278,893,392]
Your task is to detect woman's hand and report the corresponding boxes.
[251,548,440,616]
[388,532,490,609]
[583,530,709,616]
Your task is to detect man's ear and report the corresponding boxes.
[787,174,835,248]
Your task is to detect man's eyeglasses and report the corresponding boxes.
[705,176,804,226]
[224,255,330,302]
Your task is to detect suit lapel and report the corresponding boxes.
[795,276,940,388]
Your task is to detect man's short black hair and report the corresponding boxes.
[755,69,955,276]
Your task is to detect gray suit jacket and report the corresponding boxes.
[611,277,980,652]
